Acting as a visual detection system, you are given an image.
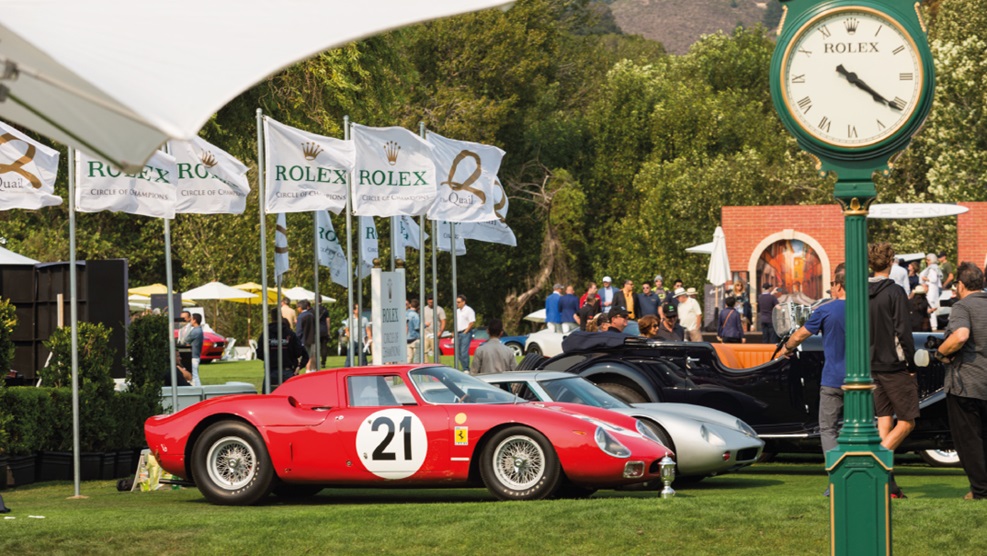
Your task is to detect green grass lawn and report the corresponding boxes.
[0,457,982,555]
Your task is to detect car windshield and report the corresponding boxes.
[539,376,632,410]
[409,366,522,404]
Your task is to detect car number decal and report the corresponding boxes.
[454,426,468,446]
[356,409,427,479]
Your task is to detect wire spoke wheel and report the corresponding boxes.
[492,435,546,491]
[206,436,258,490]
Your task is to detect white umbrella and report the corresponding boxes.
[282,286,336,304]
[685,241,714,255]
[182,281,258,301]
[0,0,514,171]
[524,308,546,323]
[0,245,39,265]
[706,226,732,286]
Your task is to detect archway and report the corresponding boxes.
[748,229,832,309]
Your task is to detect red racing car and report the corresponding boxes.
[173,329,226,363]
[144,364,672,505]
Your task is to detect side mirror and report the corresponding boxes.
[914,349,931,368]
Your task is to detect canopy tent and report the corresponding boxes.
[282,286,336,304]
[685,242,714,255]
[0,0,513,171]
[182,281,258,301]
[0,245,39,265]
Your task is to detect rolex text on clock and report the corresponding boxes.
[781,6,924,149]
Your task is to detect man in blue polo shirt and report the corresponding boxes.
[781,263,846,495]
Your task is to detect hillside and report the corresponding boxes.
[609,0,781,54]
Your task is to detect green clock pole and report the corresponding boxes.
[830,181,893,556]
[770,1,935,553]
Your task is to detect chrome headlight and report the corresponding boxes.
[636,420,663,444]
[736,419,758,438]
[700,425,726,447]
[595,427,631,458]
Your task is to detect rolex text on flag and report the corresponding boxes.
[0,120,62,210]
[170,136,250,214]
[76,150,177,219]
[352,124,436,217]
[426,131,504,223]
[274,213,289,284]
[395,215,428,261]
[316,210,349,288]
[264,117,354,214]
[360,216,378,274]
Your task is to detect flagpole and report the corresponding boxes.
[161,143,179,411]
[313,212,320,371]
[450,221,459,370]
[431,218,439,364]
[358,218,364,367]
[418,122,426,363]
[276,276,283,383]
[344,116,356,368]
[256,108,271,395]
[67,146,82,499]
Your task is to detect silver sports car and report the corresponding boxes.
[481,371,764,481]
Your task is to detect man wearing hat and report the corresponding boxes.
[920,253,943,331]
[599,276,619,314]
[607,307,630,334]
[676,287,703,342]
[656,302,685,341]
[910,284,931,332]
[545,283,563,333]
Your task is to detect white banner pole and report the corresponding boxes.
[164,217,178,409]
[256,108,271,395]
[312,212,320,371]
[418,121,426,363]
[450,221,459,370]
[344,116,356,367]
[67,146,82,498]
[431,218,439,363]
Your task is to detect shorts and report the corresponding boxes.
[872,371,920,421]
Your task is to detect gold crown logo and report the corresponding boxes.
[199,151,218,168]
[844,17,858,35]
[384,140,401,166]
[301,142,323,161]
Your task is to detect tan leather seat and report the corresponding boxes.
[712,343,779,370]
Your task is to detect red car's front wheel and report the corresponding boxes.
[480,426,561,500]
[191,421,274,505]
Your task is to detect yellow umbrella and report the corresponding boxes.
[129,283,169,296]
[230,282,279,339]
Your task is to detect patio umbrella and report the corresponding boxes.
[706,226,732,287]
[0,0,514,171]
[685,241,714,255]
[183,281,258,302]
[231,281,279,339]
[0,245,39,265]
[128,283,168,296]
[282,286,336,304]
[524,309,547,323]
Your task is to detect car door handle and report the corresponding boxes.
[686,357,700,364]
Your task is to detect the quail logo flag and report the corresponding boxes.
[352,124,436,217]
[170,136,250,214]
[76,150,178,218]
[264,117,354,214]
[425,131,504,223]
[0,120,62,210]
[316,210,349,288]
[456,181,516,246]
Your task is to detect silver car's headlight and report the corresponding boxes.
[636,420,663,445]
[736,419,758,438]
[700,424,726,447]
[595,427,631,458]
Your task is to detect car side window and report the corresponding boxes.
[347,375,415,407]
[491,382,539,401]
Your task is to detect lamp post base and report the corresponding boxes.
[826,448,894,556]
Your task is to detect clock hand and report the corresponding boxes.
[835,64,900,110]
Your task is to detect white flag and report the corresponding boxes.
[76,150,177,218]
[359,216,378,274]
[316,210,349,288]
[436,221,467,255]
[352,124,436,216]
[274,213,289,284]
[458,219,517,247]
[0,121,62,210]
[264,117,354,214]
[170,136,250,214]
[493,178,509,219]
[394,215,429,261]
[426,132,504,223]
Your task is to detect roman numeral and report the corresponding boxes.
[799,47,812,57]
[877,119,886,130]
[848,125,858,138]
[798,96,812,113]
[874,25,883,36]
[818,116,831,133]
[890,97,907,110]
[900,73,913,81]
[893,45,905,55]
[818,25,832,38]
[791,74,806,84]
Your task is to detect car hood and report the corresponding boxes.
[631,402,755,432]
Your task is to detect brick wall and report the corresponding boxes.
[958,202,987,269]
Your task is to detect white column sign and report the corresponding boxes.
[371,267,407,365]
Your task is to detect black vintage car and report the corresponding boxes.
[523,331,955,465]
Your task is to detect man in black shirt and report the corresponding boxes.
[758,283,780,344]
[655,303,686,341]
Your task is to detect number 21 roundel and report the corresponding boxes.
[355,409,428,479]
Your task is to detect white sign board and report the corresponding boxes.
[868,203,968,219]
[371,268,407,365]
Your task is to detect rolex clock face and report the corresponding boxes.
[781,7,925,149]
